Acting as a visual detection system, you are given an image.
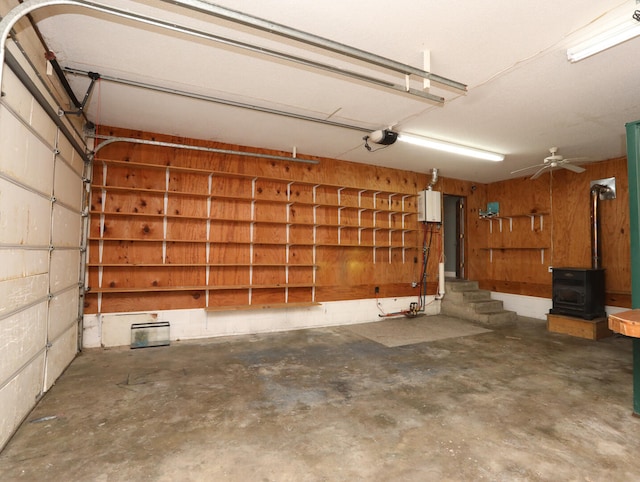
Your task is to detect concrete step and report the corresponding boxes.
[441,300,517,324]
[470,299,506,313]
[445,288,492,303]
[441,278,518,325]
[445,279,479,292]
[441,299,505,315]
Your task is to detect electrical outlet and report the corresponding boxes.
[411,282,418,288]
[375,286,380,294]
[548,266,553,273]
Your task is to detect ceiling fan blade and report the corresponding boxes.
[530,165,549,179]
[510,163,545,175]
[560,162,586,173]
[562,156,589,163]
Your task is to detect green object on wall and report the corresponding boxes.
[625,120,640,414]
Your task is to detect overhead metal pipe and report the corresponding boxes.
[160,0,468,92]
[90,135,319,164]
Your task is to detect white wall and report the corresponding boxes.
[83,296,440,348]
[0,53,86,450]
[491,292,628,320]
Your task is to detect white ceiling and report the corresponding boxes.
[27,0,640,183]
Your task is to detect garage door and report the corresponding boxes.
[0,66,86,450]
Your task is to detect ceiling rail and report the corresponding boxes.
[161,0,467,92]
[64,67,373,133]
[0,0,455,106]
[90,135,319,164]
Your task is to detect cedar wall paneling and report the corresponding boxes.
[86,127,631,313]
[481,175,552,297]
[478,157,631,307]
[551,157,630,307]
[85,126,436,313]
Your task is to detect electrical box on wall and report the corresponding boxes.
[418,189,442,223]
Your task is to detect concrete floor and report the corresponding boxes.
[1,315,639,481]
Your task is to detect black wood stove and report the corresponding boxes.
[549,267,606,320]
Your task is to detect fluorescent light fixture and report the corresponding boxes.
[567,11,640,62]
[397,133,504,162]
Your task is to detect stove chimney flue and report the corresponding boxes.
[590,184,610,270]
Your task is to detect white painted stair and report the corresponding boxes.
[440,279,517,324]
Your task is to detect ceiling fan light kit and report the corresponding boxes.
[511,147,587,179]
[567,7,640,62]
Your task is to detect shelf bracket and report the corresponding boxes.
[358,189,367,208]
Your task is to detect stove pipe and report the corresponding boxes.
[427,168,438,190]
[590,184,609,269]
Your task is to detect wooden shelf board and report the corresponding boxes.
[92,185,209,198]
[88,283,315,293]
[87,263,317,268]
[95,158,419,196]
[205,302,321,312]
[481,247,551,250]
[89,238,406,248]
[480,212,550,220]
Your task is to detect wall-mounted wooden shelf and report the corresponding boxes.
[481,246,550,264]
[480,210,551,265]
[88,157,419,311]
[92,159,418,198]
[481,246,551,250]
[88,283,316,294]
[205,301,321,312]
[481,213,549,233]
[87,262,317,267]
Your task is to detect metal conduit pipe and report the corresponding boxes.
[90,135,319,164]
[1,0,447,106]
[162,0,468,92]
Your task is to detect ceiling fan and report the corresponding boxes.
[511,147,587,179]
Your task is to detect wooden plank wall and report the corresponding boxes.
[551,157,630,307]
[85,126,631,314]
[474,157,630,307]
[85,126,437,313]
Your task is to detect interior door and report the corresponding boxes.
[456,197,465,279]
[443,195,465,279]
